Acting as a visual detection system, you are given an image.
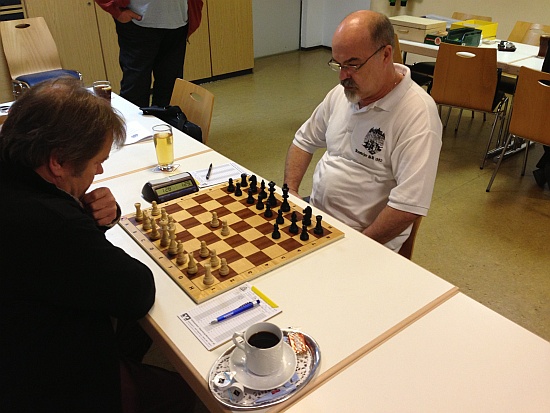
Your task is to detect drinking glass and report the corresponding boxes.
[153,124,175,171]
[92,80,112,101]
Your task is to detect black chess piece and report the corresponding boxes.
[289,212,299,234]
[255,195,264,210]
[246,188,255,204]
[249,175,258,193]
[240,173,248,188]
[314,215,324,235]
[264,203,273,218]
[300,224,309,241]
[281,186,290,212]
[302,206,312,226]
[276,209,284,225]
[234,182,242,196]
[267,181,278,207]
[227,178,235,193]
[272,223,281,239]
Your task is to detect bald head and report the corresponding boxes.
[333,11,394,51]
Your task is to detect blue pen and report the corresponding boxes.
[210,300,260,324]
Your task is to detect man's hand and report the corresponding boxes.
[81,187,118,227]
[116,9,142,23]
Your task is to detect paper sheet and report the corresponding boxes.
[191,162,247,188]
[177,283,281,350]
[124,121,153,145]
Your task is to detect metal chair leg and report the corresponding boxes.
[487,133,514,192]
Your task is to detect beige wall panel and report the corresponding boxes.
[24,0,106,86]
[0,42,14,102]
[94,4,122,94]
[208,0,254,76]
[184,0,212,81]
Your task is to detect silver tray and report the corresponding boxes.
[208,329,321,410]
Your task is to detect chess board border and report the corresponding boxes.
[119,181,345,303]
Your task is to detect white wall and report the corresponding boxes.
[301,0,372,48]
[252,0,302,58]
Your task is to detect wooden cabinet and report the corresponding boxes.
[0,0,253,102]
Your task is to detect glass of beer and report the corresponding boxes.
[153,124,175,171]
[92,80,112,101]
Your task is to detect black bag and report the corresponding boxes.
[140,105,203,143]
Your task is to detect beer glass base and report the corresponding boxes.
[152,164,180,173]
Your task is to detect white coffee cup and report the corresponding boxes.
[232,322,283,376]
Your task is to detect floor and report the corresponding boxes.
[145,48,550,409]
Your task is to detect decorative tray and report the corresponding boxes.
[208,329,320,410]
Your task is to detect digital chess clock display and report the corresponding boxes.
[142,172,199,203]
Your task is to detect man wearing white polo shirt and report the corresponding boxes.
[284,10,442,253]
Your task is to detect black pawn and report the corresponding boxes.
[255,195,264,210]
[289,212,299,234]
[227,178,235,193]
[272,223,281,239]
[246,188,255,204]
[276,209,284,225]
[234,183,242,196]
[240,173,248,188]
[300,224,310,241]
[264,203,273,218]
[314,215,324,235]
[267,184,278,207]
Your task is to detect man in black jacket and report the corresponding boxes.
[0,78,195,412]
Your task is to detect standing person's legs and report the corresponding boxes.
[115,21,163,108]
[151,25,189,107]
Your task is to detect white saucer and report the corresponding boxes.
[229,342,297,390]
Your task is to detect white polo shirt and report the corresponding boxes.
[130,0,188,29]
[292,64,442,252]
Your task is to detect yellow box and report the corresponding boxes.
[450,20,498,39]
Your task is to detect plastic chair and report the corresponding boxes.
[0,17,81,99]
[169,78,214,144]
[398,217,422,260]
[430,43,509,169]
[486,66,550,191]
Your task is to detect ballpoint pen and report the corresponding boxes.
[205,163,213,180]
[210,300,260,324]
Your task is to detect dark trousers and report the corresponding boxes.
[117,321,196,413]
[115,20,188,108]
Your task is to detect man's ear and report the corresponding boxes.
[48,151,65,178]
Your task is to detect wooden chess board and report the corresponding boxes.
[119,181,345,303]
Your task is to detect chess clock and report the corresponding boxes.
[142,172,199,203]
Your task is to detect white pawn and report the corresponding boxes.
[219,258,229,276]
[211,211,220,228]
[221,220,230,236]
[167,226,178,255]
[142,211,151,231]
[203,264,215,285]
[149,218,160,240]
[176,242,187,265]
[210,249,220,267]
[151,201,160,216]
[187,253,198,275]
[199,240,209,258]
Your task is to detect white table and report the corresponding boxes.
[283,293,550,413]
[399,38,542,75]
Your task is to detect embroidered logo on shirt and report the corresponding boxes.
[362,127,385,155]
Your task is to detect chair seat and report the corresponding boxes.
[16,69,81,87]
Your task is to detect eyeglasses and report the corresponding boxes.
[328,45,387,72]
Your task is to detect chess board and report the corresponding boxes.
[119,181,345,303]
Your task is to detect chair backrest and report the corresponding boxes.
[169,78,214,144]
[0,17,62,80]
[430,43,498,112]
[507,21,550,45]
[398,217,422,260]
[393,33,403,64]
[507,66,550,146]
[451,12,492,22]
